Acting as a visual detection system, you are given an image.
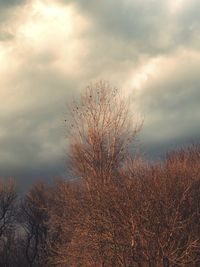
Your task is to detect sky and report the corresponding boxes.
[0,0,200,189]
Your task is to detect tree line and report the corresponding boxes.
[0,82,200,266]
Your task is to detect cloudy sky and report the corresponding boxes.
[0,0,200,189]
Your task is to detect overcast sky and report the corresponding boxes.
[0,0,200,189]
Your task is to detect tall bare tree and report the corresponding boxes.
[67,81,141,189]
[48,81,142,266]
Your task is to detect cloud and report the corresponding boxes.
[134,50,200,158]
[0,0,199,188]
[0,0,27,23]
[0,0,89,185]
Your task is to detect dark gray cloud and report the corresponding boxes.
[0,0,26,22]
[0,0,26,11]
[0,30,14,41]
[64,0,200,54]
[0,0,24,6]
[136,53,200,159]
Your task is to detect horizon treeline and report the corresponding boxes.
[0,82,200,267]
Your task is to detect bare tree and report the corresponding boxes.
[120,146,200,267]
[20,182,52,267]
[0,179,17,238]
[0,179,18,266]
[67,81,141,189]
[48,81,142,266]
[47,179,84,267]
